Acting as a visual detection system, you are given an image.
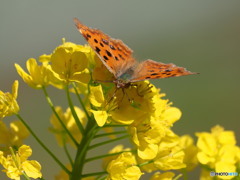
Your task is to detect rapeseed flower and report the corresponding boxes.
[0,145,42,179]
[106,152,143,180]
[49,106,86,147]
[0,120,29,151]
[50,42,91,85]
[0,80,19,119]
[15,56,55,89]
[196,125,239,179]
[179,135,198,171]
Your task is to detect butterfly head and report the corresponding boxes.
[113,79,131,89]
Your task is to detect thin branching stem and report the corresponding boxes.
[88,135,129,150]
[85,150,133,163]
[72,83,91,120]
[42,86,78,147]
[81,171,107,178]
[16,114,70,175]
[63,143,73,167]
[94,130,127,139]
[65,85,84,134]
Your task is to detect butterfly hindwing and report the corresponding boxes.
[130,59,196,82]
[74,18,136,78]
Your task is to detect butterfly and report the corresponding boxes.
[74,18,196,90]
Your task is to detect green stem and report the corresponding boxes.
[81,171,107,178]
[63,143,73,166]
[94,130,126,139]
[97,176,107,180]
[85,150,133,163]
[16,114,70,175]
[173,174,183,180]
[70,119,98,180]
[42,86,78,147]
[137,160,154,167]
[72,83,91,120]
[88,135,129,150]
[22,172,31,180]
[65,85,84,134]
[103,124,128,128]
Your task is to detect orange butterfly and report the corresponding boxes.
[74,18,196,89]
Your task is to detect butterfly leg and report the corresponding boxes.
[104,87,119,110]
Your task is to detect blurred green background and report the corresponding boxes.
[1,1,239,179]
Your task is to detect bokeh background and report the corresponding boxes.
[1,1,239,179]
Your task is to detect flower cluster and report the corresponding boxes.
[0,39,239,180]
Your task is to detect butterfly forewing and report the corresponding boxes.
[74,18,136,78]
[130,59,196,82]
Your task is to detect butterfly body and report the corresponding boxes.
[74,18,196,90]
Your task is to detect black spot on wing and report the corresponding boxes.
[106,50,112,57]
[95,46,101,53]
[118,54,124,60]
[102,39,109,45]
[151,73,158,76]
[100,43,104,47]
[115,56,119,61]
[86,34,91,38]
[103,55,109,61]
[110,45,116,50]
[94,39,98,43]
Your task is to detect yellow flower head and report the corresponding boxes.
[50,42,92,85]
[0,145,42,179]
[139,130,186,173]
[15,55,57,89]
[0,80,19,119]
[0,120,29,151]
[106,152,143,180]
[102,145,131,170]
[89,84,117,126]
[126,88,182,160]
[49,106,86,147]
[179,135,198,171]
[196,125,239,177]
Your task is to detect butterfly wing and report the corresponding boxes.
[74,18,136,78]
[130,59,196,82]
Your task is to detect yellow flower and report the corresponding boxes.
[15,56,56,89]
[50,42,91,85]
[139,130,186,173]
[152,130,186,171]
[89,84,117,127]
[196,125,239,179]
[49,106,86,147]
[0,80,19,119]
[0,120,29,150]
[150,171,175,180]
[129,116,166,160]
[127,86,182,160]
[106,152,143,180]
[0,145,42,179]
[179,135,198,171]
[102,145,131,170]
